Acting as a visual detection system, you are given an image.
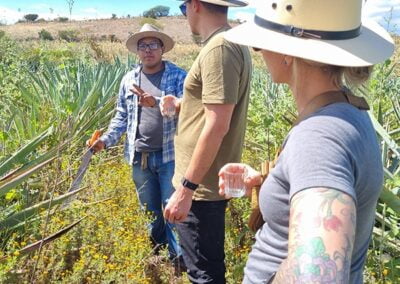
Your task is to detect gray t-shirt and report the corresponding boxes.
[244,103,383,284]
[135,68,165,152]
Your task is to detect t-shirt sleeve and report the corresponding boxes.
[284,121,356,202]
[199,44,242,104]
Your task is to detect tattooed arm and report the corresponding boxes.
[273,188,356,284]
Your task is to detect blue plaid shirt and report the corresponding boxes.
[100,61,187,165]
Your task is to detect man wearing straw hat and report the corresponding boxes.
[164,0,252,282]
[218,0,394,283]
[90,24,187,268]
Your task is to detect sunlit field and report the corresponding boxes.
[0,17,399,283]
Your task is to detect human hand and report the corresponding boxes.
[85,130,104,153]
[160,95,177,117]
[131,84,156,107]
[164,185,194,223]
[218,163,262,198]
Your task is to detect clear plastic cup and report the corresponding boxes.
[161,95,176,118]
[164,106,176,117]
[224,168,247,198]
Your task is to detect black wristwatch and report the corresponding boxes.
[181,177,199,191]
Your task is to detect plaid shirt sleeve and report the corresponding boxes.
[162,63,187,163]
[100,74,129,148]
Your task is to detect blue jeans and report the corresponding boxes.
[176,200,228,283]
[132,151,181,259]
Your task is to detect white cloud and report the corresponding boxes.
[82,8,99,14]
[363,0,400,34]
[30,3,50,10]
[75,7,111,20]
[0,7,23,24]
[0,6,113,23]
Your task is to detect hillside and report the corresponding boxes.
[0,16,194,44]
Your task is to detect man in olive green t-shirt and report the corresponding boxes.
[164,0,251,282]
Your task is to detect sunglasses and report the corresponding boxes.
[179,0,190,17]
[137,42,162,51]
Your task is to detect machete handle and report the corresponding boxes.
[88,130,102,146]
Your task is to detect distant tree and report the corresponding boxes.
[49,8,54,14]
[111,13,117,19]
[24,14,39,22]
[143,5,170,19]
[127,14,131,18]
[66,0,75,20]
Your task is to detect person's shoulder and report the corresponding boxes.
[206,31,250,59]
[290,103,370,145]
[207,31,233,48]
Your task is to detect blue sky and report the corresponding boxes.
[0,0,399,34]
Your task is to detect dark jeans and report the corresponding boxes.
[176,200,228,284]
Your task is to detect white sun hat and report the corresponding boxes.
[225,0,394,66]
[126,24,175,53]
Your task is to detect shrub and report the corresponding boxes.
[58,30,80,42]
[111,14,117,19]
[108,34,120,43]
[24,14,39,22]
[0,30,5,39]
[88,39,106,60]
[38,29,54,41]
[139,18,163,30]
[56,17,69,23]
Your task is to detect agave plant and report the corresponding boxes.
[0,57,135,247]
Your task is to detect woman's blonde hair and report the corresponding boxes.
[299,58,373,88]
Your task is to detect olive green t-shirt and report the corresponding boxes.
[173,27,252,201]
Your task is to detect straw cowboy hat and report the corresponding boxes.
[178,0,248,7]
[225,0,394,66]
[126,24,175,53]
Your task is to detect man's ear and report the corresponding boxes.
[192,0,201,12]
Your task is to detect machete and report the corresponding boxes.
[62,130,101,207]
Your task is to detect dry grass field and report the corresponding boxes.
[0,16,194,44]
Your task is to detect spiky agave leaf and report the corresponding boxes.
[0,217,86,263]
[0,187,86,229]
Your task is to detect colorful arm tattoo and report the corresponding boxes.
[273,188,356,284]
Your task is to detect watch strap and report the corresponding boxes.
[181,177,199,191]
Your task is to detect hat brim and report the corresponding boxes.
[225,18,394,67]
[177,0,248,7]
[126,31,175,53]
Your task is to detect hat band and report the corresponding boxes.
[254,15,361,40]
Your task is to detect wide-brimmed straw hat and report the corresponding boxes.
[126,24,175,53]
[225,0,394,66]
[177,0,248,7]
